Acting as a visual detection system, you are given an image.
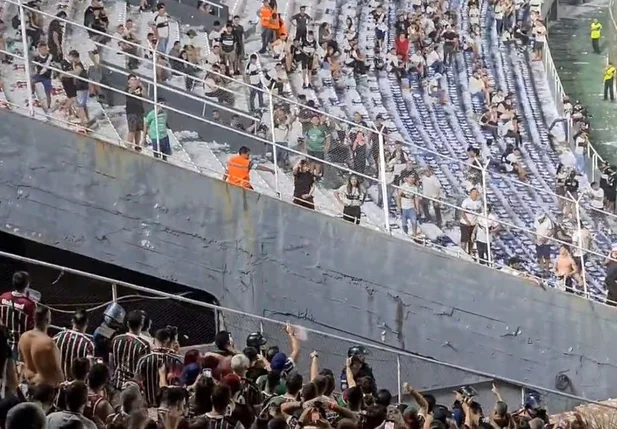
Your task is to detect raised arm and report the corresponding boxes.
[286,323,300,362]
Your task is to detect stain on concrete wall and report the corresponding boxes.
[0,112,616,403]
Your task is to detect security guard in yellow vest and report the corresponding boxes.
[605,62,616,101]
[591,19,602,53]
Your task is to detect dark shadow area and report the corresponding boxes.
[0,230,218,346]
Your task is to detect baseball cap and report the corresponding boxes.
[270,352,288,371]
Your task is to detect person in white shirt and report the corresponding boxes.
[425,45,443,74]
[209,21,222,45]
[420,167,443,226]
[396,174,420,237]
[469,4,480,27]
[460,188,483,254]
[205,44,221,69]
[571,220,591,285]
[574,131,588,174]
[246,54,265,112]
[152,3,170,53]
[475,204,500,264]
[533,20,546,61]
[587,181,605,229]
[469,71,486,106]
[534,213,553,270]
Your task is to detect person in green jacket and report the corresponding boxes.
[143,98,172,161]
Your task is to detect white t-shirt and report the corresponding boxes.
[421,175,441,199]
[399,183,418,210]
[203,77,218,93]
[571,229,591,257]
[209,29,222,44]
[575,134,587,155]
[588,187,604,209]
[469,76,484,94]
[533,217,553,244]
[461,197,483,225]
[153,14,169,39]
[504,152,518,172]
[246,63,261,85]
[476,213,499,243]
[425,50,440,67]
[469,7,480,25]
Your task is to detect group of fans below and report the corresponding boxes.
[0,271,561,429]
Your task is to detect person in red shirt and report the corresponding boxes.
[394,33,410,63]
[0,271,37,358]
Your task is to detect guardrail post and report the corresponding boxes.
[111,283,118,302]
[19,0,34,117]
[152,43,160,157]
[573,191,588,297]
[482,159,492,266]
[268,88,280,198]
[396,355,402,401]
[378,125,390,233]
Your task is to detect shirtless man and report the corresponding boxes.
[554,245,576,293]
[18,306,64,386]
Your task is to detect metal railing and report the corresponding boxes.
[540,9,606,182]
[1,248,617,414]
[4,1,617,306]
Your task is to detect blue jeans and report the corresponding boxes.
[472,92,485,105]
[575,152,585,174]
[401,207,417,234]
[153,135,171,160]
[157,37,168,53]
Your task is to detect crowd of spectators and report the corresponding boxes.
[0,270,594,429]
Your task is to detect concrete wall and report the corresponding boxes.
[0,111,616,404]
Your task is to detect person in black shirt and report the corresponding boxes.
[125,74,145,151]
[68,50,90,128]
[232,16,245,72]
[441,25,458,65]
[31,42,53,111]
[47,11,66,63]
[292,159,316,210]
[300,31,317,89]
[291,6,311,41]
[220,22,237,75]
[58,57,77,115]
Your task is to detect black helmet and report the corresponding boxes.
[246,332,267,349]
[347,345,369,358]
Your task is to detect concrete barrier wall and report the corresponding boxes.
[1,112,617,401]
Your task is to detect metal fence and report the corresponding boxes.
[4,1,617,305]
[1,247,617,415]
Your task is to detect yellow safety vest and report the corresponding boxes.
[591,22,602,39]
[605,66,616,81]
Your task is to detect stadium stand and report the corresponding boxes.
[0,252,613,427]
[2,0,617,306]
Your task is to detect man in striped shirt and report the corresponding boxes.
[111,310,151,390]
[0,271,36,358]
[135,327,183,407]
[53,310,94,380]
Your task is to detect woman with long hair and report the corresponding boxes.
[334,175,365,224]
